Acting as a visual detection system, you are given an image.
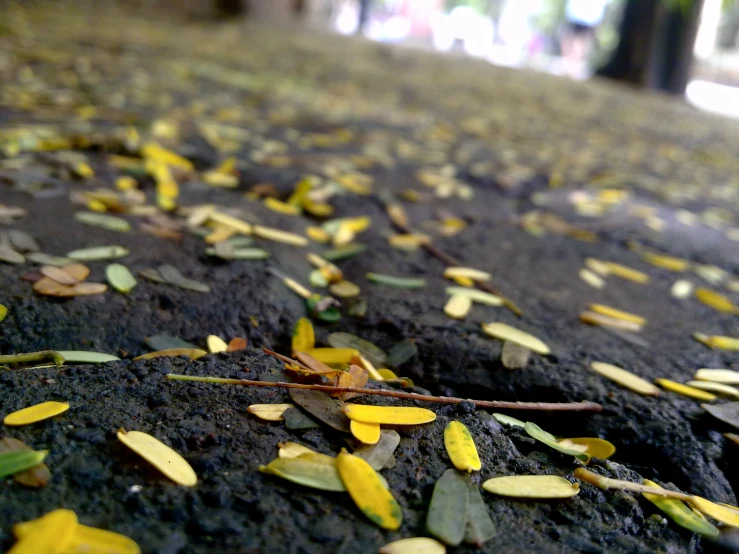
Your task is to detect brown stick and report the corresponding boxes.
[166,374,603,412]
[382,200,522,316]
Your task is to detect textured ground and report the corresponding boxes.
[1,5,739,553]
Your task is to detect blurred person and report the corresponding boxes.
[561,0,609,78]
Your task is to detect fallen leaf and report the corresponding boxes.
[602,261,649,284]
[26,252,73,267]
[525,422,590,462]
[336,449,402,530]
[444,421,481,472]
[145,335,199,351]
[694,368,739,384]
[655,379,716,401]
[4,401,70,426]
[248,404,294,421]
[702,402,739,430]
[350,420,381,445]
[426,469,469,546]
[7,508,77,554]
[579,268,605,289]
[558,437,615,459]
[482,475,579,498]
[117,429,197,487]
[0,450,49,479]
[690,496,739,527]
[386,339,418,368]
[14,515,140,554]
[106,263,137,293]
[292,318,315,353]
[589,304,646,325]
[0,304,7,322]
[0,438,50,488]
[695,288,739,314]
[206,335,228,354]
[590,362,660,396]
[367,273,426,289]
[579,311,642,332]
[278,443,332,460]
[686,381,739,398]
[283,408,322,429]
[443,267,491,281]
[303,348,359,366]
[66,246,129,261]
[0,245,25,264]
[481,323,550,355]
[501,341,531,370]
[379,537,446,554]
[56,351,119,363]
[260,453,345,491]
[444,294,472,320]
[227,337,247,351]
[327,333,387,367]
[321,243,367,261]
[642,479,719,537]
[253,225,307,246]
[464,479,496,547]
[353,430,400,470]
[74,211,131,232]
[7,230,39,252]
[344,404,436,425]
[40,266,79,285]
[133,348,207,361]
[289,389,351,432]
[492,413,525,428]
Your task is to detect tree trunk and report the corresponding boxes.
[597,0,704,95]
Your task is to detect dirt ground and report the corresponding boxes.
[1,5,739,554]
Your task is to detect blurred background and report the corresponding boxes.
[107,0,739,118]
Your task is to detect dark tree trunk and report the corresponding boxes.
[597,0,704,95]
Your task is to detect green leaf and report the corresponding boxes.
[283,407,321,430]
[525,422,590,462]
[56,351,120,363]
[74,211,131,232]
[288,389,351,433]
[643,479,720,537]
[26,252,74,267]
[367,273,426,289]
[327,332,387,367]
[106,263,137,293]
[464,480,496,547]
[259,454,345,492]
[492,413,525,428]
[145,334,199,351]
[426,469,469,546]
[0,450,48,479]
[353,430,400,470]
[321,243,367,261]
[66,246,129,261]
[386,339,418,368]
[306,295,341,323]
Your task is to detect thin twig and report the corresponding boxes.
[166,374,603,412]
[377,196,522,316]
[574,468,691,501]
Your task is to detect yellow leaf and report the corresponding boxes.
[444,421,481,472]
[579,268,605,289]
[590,362,661,396]
[655,379,716,401]
[292,318,315,353]
[452,275,475,287]
[694,368,739,384]
[329,280,361,299]
[306,226,331,243]
[690,496,739,527]
[333,224,355,246]
[351,420,381,444]
[695,288,739,314]
[336,449,402,530]
[589,304,646,325]
[641,252,690,272]
[303,200,334,217]
[353,354,385,382]
[4,401,70,426]
[481,323,550,355]
[209,211,253,235]
[133,348,207,361]
[264,197,301,216]
[344,404,436,425]
[15,517,140,554]
[278,442,333,462]
[117,429,197,487]
[482,475,579,498]
[247,404,295,421]
[303,348,359,365]
[444,294,472,320]
[206,335,228,354]
[603,262,649,284]
[115,176,138,191]
[253,225,308,246]
[379,537,446,554]
[698,335,739,351]
[204,225,236,245]
[377,369,398,380]
[443,267,491,281]
[388,234,430,250]
[8,509,77,554]
[558,438,616,459]
[141,143,193,172]
[445,287,503,306]
[686,380,739,398]
[579,311,642,332]
[341,216,371,233]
